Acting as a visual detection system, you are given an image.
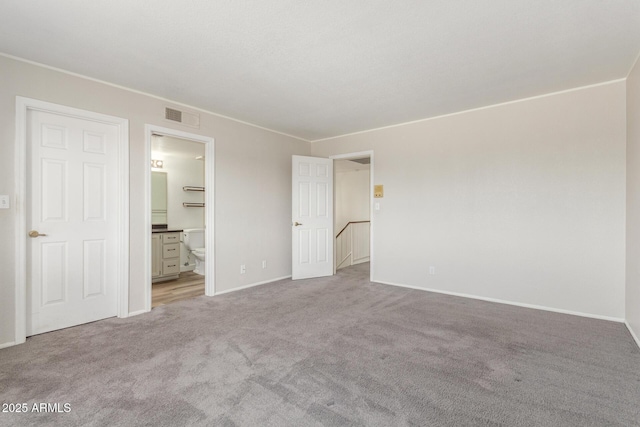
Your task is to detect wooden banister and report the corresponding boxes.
[336,220,370,238]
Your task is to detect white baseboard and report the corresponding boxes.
[353,257,370,265]
[0,341,17,350]
[625,321,640,349]
[214,275,291,296]
[127,309,150,318]
[373,279,625,323]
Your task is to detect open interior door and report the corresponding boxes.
[292,155,333,280]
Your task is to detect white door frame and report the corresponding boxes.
[144,125,215,311]
[329,151,374,282]
[14,97,130,345]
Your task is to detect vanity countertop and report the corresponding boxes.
[152,227,184,234]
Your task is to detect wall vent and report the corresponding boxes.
[164,107,200,128]
[165,107,182,122]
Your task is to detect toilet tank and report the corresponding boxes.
[183,228,205,250]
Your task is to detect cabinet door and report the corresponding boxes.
[151,235,162,278]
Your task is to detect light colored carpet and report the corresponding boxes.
[1,263,639,426]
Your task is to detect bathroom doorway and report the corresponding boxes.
[144,125,215,311]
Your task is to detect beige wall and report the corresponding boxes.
[312,81,627,319]
[0,56,310,346]
[626,56,640,343]
[335,169,370,232]
[0,54,634,347]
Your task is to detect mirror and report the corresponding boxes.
[151,171,168,225]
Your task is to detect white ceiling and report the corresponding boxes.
[1,1,639,141]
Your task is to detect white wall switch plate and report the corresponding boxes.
[240,264,246,274]
[374,202,380,211]
[0,195,9,209]
[262,260,267,269]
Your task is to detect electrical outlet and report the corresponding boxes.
[429,266,435,275]
[240,264,246,274]
[262,260,267,269]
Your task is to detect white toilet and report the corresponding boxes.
[183,228,205,275]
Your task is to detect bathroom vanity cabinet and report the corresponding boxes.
[152,231,182,282]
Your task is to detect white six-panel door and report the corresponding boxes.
[27,110,119,335]
[292,156,333,280]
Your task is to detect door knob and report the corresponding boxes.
[28,230,47,238]
[293,222,303,227]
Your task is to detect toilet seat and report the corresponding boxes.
[192,248,205,257]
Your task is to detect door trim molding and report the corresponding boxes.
[14,97,130,345]
[144,125,215,312]
[329,151,374,282]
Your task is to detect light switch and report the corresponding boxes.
[0,195,9,209]
[374,202,380,211]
